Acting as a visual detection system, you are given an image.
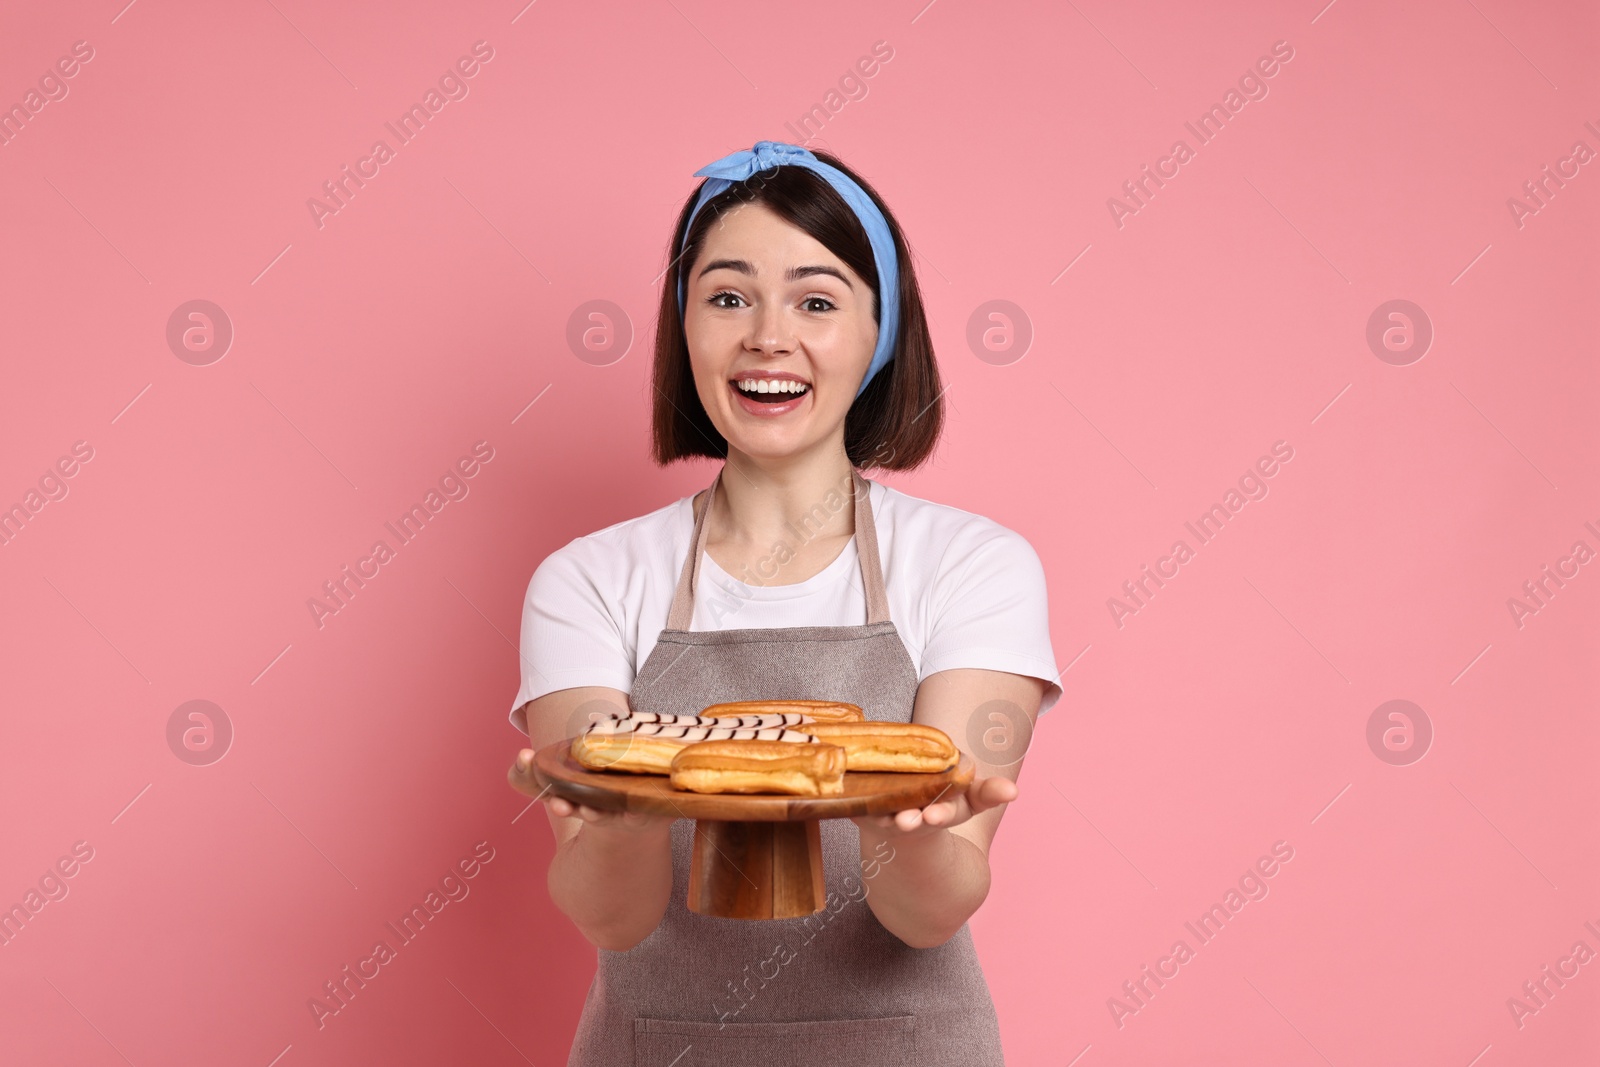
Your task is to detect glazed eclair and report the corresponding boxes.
[698,699,866,724]
[795,721,958,773]
[670,738,847,797]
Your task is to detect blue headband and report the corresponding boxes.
[676,140,900,399]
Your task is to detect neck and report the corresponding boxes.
[707,447,859,552]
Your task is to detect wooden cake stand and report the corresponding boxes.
[531,739,975,920]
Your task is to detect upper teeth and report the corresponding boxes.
[736,379,809,394]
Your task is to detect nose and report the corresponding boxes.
[745,300,795,357]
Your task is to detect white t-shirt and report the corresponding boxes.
[509,478,1062,731]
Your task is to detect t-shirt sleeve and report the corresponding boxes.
[918,527,1063,715]
[508,541,636,733]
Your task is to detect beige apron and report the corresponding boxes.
[566,464,1006,1066]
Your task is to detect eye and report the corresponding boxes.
[706,290,745,309]
[801,296,837,313]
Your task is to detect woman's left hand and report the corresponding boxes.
[850,774,1018,840]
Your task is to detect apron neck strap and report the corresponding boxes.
[666,465,890,630]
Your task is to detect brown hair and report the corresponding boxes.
[649,149,942,472]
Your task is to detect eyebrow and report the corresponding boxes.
[696,258,855,290]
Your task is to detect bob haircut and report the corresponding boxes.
[650,148,942,472]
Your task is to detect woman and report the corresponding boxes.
[507,140,1061,1066]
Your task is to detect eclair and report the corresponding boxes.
[699,699,866,724]
[796,722,959,773]
[572,718,819,775]
[670,739,847,797]
[601,709,813,729]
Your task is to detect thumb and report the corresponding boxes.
[969,776,1018,814]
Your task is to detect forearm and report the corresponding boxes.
[548,824,674,951]
[858,827,991,949]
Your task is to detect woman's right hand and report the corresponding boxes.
[511,692,676,949]
[546,793,677,835]
[509,747,676,836]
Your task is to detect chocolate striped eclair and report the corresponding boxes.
[599,709,814,730]
[572,717,819,775]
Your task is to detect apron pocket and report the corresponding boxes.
[633,1014,915,1067]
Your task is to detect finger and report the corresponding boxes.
[507,751,533,787]
[544,796,576,825]
[986,776,1019,803]
[895,808,923,832]
[968,777,1017,815]
[922,799,963,827]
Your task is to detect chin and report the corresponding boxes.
[723,434,811,462]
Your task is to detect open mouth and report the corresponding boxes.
[731,378,811,404]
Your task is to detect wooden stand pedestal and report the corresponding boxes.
[688,818,826,919]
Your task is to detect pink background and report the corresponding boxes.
[2,0,1596,1064]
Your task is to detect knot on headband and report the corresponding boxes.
[701,139,812,181]
[676,140,900,400]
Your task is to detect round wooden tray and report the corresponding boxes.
[530,739,975,920]
[531,738,974,821]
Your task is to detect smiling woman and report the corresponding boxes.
[507,140,1061,1067]
[652,142,942,474]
